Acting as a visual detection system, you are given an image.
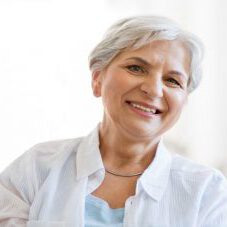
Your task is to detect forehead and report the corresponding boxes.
[112,40,191,73]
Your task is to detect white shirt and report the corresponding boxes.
[0,125,227,227]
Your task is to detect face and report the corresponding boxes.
[92,40,190,139]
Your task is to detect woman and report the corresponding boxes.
[0,16,227,227]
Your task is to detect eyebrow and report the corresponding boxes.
[168,70,188,81]
[125,57,151,67]
[125,57,188,80]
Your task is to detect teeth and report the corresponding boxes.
[131,103,156,113]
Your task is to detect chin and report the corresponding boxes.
[121,121,163,139]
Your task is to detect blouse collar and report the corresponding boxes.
[76,124,172,202]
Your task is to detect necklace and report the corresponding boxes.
[105,168,144,177]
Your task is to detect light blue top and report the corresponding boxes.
[85,194,124,227]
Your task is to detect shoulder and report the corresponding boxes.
[29,137,82,159]
[20,136,84,172]
[169,153,227,198]
[168,153,227,224]
[0,136,85,203]
[170,153,226,181]
[1,136,84,187]
[170,153,227,222]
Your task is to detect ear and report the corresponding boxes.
[91,70,103,97]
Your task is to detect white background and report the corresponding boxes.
[0,0,227,176]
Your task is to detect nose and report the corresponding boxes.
[140,76,163,98]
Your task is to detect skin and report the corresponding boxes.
[91,40,190,208]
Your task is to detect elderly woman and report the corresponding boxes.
[0,16,227,227]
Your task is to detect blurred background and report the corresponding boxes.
[0,0,226,176]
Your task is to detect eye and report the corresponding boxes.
[166,78,181,87]
[125,65,146,74]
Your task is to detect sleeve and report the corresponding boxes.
[0,148,37,226]
[198,170,227,227]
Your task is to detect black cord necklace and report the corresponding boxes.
[105,168,144,177]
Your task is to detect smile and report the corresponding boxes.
[131,103,156,113]
[126,101,162,116]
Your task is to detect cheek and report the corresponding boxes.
[102,70,134,94]
[166,92,187,113]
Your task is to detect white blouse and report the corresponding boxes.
[0,125,227,227]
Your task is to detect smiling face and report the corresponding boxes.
[92,40,190,140]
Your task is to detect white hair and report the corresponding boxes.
[88,16,204,93]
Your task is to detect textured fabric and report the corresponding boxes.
[0,125,227,227]
[85,194,124,227]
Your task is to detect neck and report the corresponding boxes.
[98,121,160,172]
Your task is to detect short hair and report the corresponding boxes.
[88,16,204,93]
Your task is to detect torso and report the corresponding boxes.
[92,173,140,208]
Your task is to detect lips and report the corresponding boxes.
[126,101,162,114]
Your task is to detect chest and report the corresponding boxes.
[28,174,200,227]
[91,174,139,208]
